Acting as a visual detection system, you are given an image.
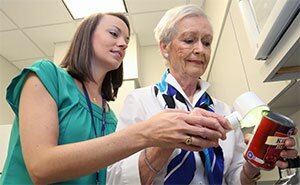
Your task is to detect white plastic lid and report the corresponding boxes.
[233,91,267,118]
[225,111,242,131]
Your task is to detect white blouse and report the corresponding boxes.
[107,76,246,185]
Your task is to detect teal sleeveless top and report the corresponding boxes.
[0,60,118,184]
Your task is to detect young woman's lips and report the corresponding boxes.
[111,50,123,60]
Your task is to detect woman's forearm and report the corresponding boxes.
[27,122,149,184]
[139,147,174,185]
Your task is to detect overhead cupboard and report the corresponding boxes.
[238,0,300,82]
[208,0,299,110]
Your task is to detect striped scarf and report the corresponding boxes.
[154,69,224,185]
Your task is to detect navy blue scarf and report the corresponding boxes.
[155,70,224,185]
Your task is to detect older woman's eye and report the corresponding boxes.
[202,39,211,47]
[183,38,195,44]
[202,36,212,47]
[202,41,211,47]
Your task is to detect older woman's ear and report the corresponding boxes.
[159,41,169,59]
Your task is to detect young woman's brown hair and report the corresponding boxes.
[60,12,130,101]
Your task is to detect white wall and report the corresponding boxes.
[138,45,166,87]
[53,41,69,65]
[0,56,20,125]
[202,0,231,80]
[123,35,138,80]
[109,80,136,118]
[0,124,12,173]
[207,11,249,105]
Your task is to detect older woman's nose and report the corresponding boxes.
[193,41,204,55]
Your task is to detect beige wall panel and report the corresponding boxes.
[207,13,249,106]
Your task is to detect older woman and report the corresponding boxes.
[107,4,298,185]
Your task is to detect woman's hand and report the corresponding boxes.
[244,128,298,169]
[241,128,298,184]
[142,108,231,151]
[189,108,232,140]
[276,128,298,168]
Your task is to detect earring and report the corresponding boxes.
[164,53,169,58]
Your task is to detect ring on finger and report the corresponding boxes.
[185,136,193,145]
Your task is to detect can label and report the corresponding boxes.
[244,111,294,170]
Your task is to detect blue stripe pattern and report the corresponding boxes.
[156,69,224,185]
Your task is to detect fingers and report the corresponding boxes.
[164,108,189,114]
[292,127,298,135]
[175,127,220,150]
[276,160,289,169]
[150,109,228,150]
[196,126,223,141]
[276,136,298,169]
[191,108,232,131]
[177,143,203,151]
[243,133,253,144]
[161,108,230,141]
[186,114,227,140]
[284,136,297,148]
[281,136,298,158]
[189,135,219,148]
[280,149,298,158]
[176,137,218,151]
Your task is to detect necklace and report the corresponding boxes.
[92,95,102,103]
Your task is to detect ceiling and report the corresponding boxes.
[0,0,204,69]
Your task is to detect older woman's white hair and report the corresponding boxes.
[154,4,212,45]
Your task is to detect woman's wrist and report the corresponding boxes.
[242,162,261,183]
[139,147,173,185]
[143,148,160,174]
[142,147,174,172]
[125,121,153,149]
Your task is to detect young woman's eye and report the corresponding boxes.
[109,31,118,37]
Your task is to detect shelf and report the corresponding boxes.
[260,13,300,82]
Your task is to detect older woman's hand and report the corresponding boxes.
[276,128,298,168]
[170,107,232,151]
[189,108,232,140]
[143,108,231,151]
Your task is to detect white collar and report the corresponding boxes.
[165,73,211,107]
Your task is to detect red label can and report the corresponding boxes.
[244,110,295,170]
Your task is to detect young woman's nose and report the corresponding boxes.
[117,37,128,50]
